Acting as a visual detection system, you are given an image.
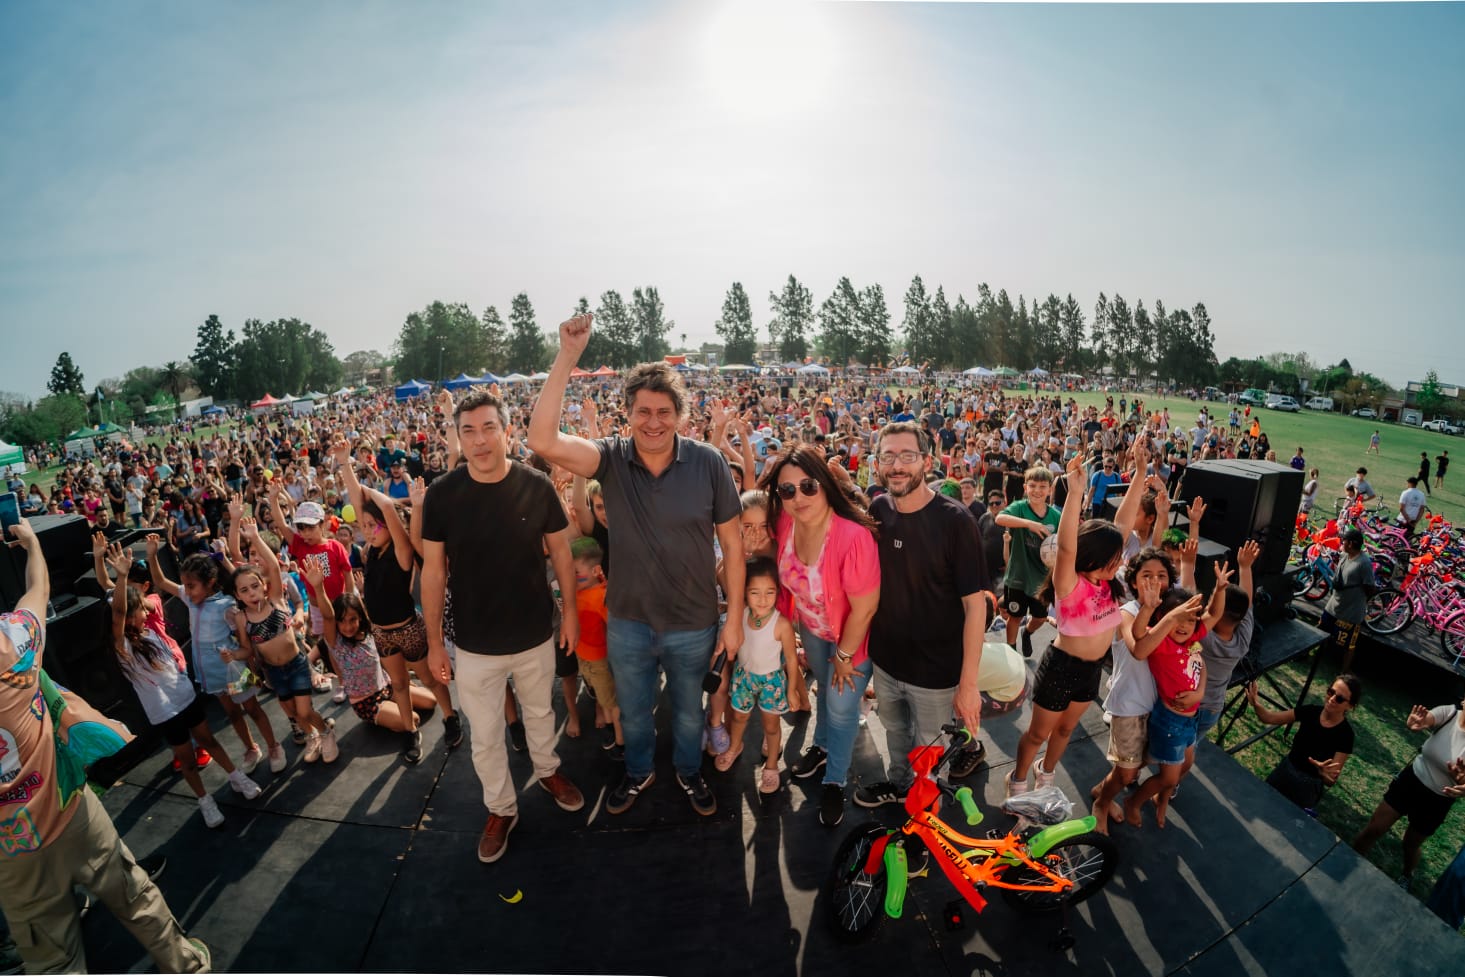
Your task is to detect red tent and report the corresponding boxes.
[251,393,281,408]
[569,367,593,378]
[592,365,618,377]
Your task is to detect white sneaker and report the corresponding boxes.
[198,795,225,828]
[239,747,262,775]
[228,770,262,800]
[1034,757,1058,790]
[331,677,346,704]
[303,732,322,763]
[1004,771,1031,801]
[268,744,287,773]
[320,730,339,763]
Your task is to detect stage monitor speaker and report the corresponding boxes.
[20,514,93,601]
[1176,461,1302,576]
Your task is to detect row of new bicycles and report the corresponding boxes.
[1291,499,1465,665]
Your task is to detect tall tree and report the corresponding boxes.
[950,294,981,368]
[817,277,862,366]
[158,361,192,413]
[768,274,813,362]
[392,301,488,381]
[1131,299,1152,379]
[630,286,673,363]
[858,283,892,366]
[480,305,509,374]
[507,293,547,372]
[595,290,637,368]
[340,350,386,385]
[930,285,953,369]
[191,314,237,398]
[1107,294,1132,378]
[233,318,340,399]
[714,282,758,365]
[48,352,86,398]
[992,289,1016,367]
[1059,293,1086,373]
[1036,294,1063,371]
[901,275,934,366]
[1090,293,1111,370]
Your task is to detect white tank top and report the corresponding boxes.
[740,608,785,676]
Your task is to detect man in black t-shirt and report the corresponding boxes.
[852,423,990,812]
[421,389,585,866]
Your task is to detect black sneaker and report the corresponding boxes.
[948,740,988,779]
[600,726,616,751]
[1021,629,1034,659]
[678,771,717,816]
[853,781,908,809]
[404,728,423,765]
[608,742,625,762]
[606,771,655,815]
[443,714,464,750]
[508,720,526,752]
[790,745,828,780]
[290,721,306,746]
[819,783,844,827]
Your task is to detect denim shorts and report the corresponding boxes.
[264,652,315,701]
[1147,705,1200,766]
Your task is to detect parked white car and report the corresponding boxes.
[1267,396,1300,412]
[1421,419,1460,435]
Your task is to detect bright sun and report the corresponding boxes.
[704,0,838,119]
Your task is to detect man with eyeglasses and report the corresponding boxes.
[853,422,990,809]
[1088,453,1123,516]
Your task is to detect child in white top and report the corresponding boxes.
[714,557,797,794]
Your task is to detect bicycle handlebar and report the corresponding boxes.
[954,786,983,827]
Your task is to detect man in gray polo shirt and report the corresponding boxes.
[529,313,745,817]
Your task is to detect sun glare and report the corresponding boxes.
[704,1,837,119]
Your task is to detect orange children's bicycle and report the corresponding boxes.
[825,724,1118,945]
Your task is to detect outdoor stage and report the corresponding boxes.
[82,638,1463,976]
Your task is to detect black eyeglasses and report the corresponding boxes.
[776,478,820,500]
[1326,690,1350,704]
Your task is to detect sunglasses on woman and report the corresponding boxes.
[776,478,821,500]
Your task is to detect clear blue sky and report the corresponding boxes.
[3,1,1462,399]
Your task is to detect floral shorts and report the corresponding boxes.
[729,664,789,716]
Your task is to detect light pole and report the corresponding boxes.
[438,345,445,383]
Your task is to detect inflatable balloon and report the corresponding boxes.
[263,469,273,480]
[341,504,356,523]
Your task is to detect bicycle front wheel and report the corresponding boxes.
[1438,611,1465,664]
[999,831,1118,913]
[825,822,890,942]
[1365,588,1412,635]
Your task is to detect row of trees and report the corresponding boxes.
[708,274,1219,387]
[191,315,342,401]
[390,288,676,378]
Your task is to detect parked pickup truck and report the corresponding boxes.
[1421,419,1461,435]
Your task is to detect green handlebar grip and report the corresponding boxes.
[955,786,983,827]
[883,843,908,918]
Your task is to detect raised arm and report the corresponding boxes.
[331,437,365,516]
[92,530,115,595]
[1111,440,1150,540]
[1246,681,1295,726]
[1202,561,1233,631]
[1236,539,1260,599]
[368,484,415,572]
[144,534,182,598]
[526,314,603,478]
[1133,593,1204,660]
[301,563,337,646]
[226,493,246,563]
[241,518,284,602]
[266,484,296,546]
[407,478,428,557]
[106,543,131,655]
[570,475,596,536]
[1051,453,1088,600]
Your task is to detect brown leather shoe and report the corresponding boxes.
[477,812,518,863]
[539,772,585,812]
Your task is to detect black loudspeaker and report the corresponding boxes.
[1176,461,1302,576]
[23,514,94,601]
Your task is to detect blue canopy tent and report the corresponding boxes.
[394,379,432,401]
[201,405,227,416]
[442,373,479,390]
[476,372,503,385]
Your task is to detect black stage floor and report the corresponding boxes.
[82,643,1464,976]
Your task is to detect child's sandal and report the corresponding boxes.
[713,743,743,772]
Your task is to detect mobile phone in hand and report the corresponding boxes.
[0,492,20,534]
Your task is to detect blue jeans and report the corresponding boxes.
[872,666,957,789]
[801,628,873,788]
[1194,707,1221,737]
[1427,842,1465,930]
[607,617,717,780]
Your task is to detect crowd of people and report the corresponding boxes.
[4,316,1465,972]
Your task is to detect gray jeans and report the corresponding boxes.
[873,665,956,789]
